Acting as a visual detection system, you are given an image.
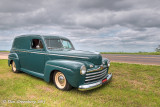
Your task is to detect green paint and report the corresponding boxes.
[8,34,111,89]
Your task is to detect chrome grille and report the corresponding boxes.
[85,68,108,83]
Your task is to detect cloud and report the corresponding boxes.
[0,0,160,52]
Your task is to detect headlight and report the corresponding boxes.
[107,60,110,67]
[80,65,86,75]
[102,61,105,65]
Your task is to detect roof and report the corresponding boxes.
[15,34,69,40]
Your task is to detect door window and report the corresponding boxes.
[31,39,43,49]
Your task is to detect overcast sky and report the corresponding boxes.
[0,0,160,52]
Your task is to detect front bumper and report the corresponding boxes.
[78,73,112,91]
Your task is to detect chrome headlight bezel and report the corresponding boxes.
[80,65,87,75]
[107,60,110,67]
[102,60,105,65]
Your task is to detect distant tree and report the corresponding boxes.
[155,45,160,52]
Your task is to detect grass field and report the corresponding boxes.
[0,51,9,52]
[0,60,160,107]
[101,52,160,55]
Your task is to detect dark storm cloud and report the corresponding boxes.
[77,0,133,11]
[0,0,160,52]
[0,0,160,30]
[0,0,44,13]
[0,0,157,29]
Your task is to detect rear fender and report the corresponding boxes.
[8,53,21,70]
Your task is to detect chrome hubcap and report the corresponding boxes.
[55,72,66,89]
[58,76,64,84]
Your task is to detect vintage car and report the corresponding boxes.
[8,34,112,91]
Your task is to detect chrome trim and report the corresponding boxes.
[107,60,110,67]
[9,53,19,58]
[78,73,112,91]
[17,50,25,52]
[28,52,45,54]
[15,50,46,54]
[108,63,110,67]
[46,64,72,71]
[8,53,19,60]
[80,65,87,75]
[9,57,18,59]
[79,81,102,90]
[87,65,106,73]
[90,65,94,68]
[13,49,89,59]
[85,73,106,82]
[48,54,89,59]
[86,68,107,76]
[86,70,106,79]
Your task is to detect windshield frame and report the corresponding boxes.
[45,38,75,51]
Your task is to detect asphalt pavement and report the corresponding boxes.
[102,54,160,65]
[0,52,160,65]
[0,52,8,59]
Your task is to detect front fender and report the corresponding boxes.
[8,53,21,71]
[44,59,85,87]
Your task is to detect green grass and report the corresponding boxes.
[0,59,160,107]
[101,52,160,55]
[0,51,9,52]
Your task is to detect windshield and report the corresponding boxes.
[45,39,74,50]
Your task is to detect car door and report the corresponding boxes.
[25,38,46,74]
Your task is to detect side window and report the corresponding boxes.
[62,40,72,49]
[31,39,43,49]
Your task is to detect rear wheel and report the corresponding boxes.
[53,71,72,91]
[11,61,19,73]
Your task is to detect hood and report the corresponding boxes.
[48,49,102,65]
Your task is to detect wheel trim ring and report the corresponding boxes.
[12,62,16,72]
[55,72,66,89]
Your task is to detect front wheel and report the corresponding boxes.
[11,61,19,73]
[53,71,72,91]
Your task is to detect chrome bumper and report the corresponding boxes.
[78,73,112,91]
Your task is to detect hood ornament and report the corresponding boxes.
[100,65,103,70]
